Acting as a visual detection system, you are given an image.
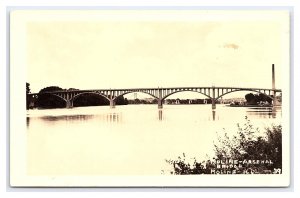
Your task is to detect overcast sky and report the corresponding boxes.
[25,11,289,95]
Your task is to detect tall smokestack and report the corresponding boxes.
[272,64,275,90]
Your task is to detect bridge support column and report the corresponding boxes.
[110,99,115,108]
[158,99,163,109]
[212,87,216,110]
[212,99,216,110]
[109,90,116,108]
[66,100,73,108]
[158,88,163,109]
[273,91,277,107]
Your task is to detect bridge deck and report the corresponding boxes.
[29,86,282,95]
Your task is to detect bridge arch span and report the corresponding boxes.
[37,93,68,108]
[71,92,110,102]
[49,93,68,103]
[113,91,158,101]
[162,90,212,101]
[215,89,273,101]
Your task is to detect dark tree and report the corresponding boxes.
[259,93,273,104]
[115,95,128,105]
[245,93,256,104]
[39,86,64,93]
[134,98,141,104]
[124,98,129,105]
[26,82,31,94]
[262,125,282,169]
[73,93,109,107]
[26,83,31,109]
[36,86,65,109]
[245,93,273,105]
[152,98,158,104]
[68,88,79,91]
[254,94,260,104]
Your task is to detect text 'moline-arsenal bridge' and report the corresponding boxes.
[29,64,282,110]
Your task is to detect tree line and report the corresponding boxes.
[244,93,273,105]
[26,84,128,109]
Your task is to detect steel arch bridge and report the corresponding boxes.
[28,86,281,109]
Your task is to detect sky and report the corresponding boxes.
[25,11,289,97]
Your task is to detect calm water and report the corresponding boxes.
[26,104,281,175]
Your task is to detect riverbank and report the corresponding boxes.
[227,104,272,107]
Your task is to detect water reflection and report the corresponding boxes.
[208,110,218,121]
[27,105,281,127]
[40,115,95,122]
[27,113,121,126]
[106,113,120,122]
[26,105,282,175]
[212,110,216,121]
[26,117,30,128]
[157,109,219,121]
[158,110,164,121]
[246,107,277,119]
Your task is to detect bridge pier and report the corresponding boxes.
[158,88,163,109]
[212,99,216,110]
[110,99,115,108]
[212,87,216,110]
[66,100,73,108]
[158,99,163,109]
[273,91,277,107]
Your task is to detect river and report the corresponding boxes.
[26,104,281,175]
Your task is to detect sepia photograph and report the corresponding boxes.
[10,9,290,187]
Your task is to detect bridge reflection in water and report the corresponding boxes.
[158,109,217,121]
[158,110,163,121]
[27,113,122,127]
[247,106,278,119]
[26,105,280,128]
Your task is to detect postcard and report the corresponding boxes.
[10,10,290,187]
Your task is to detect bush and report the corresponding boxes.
[165,117,282,174]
